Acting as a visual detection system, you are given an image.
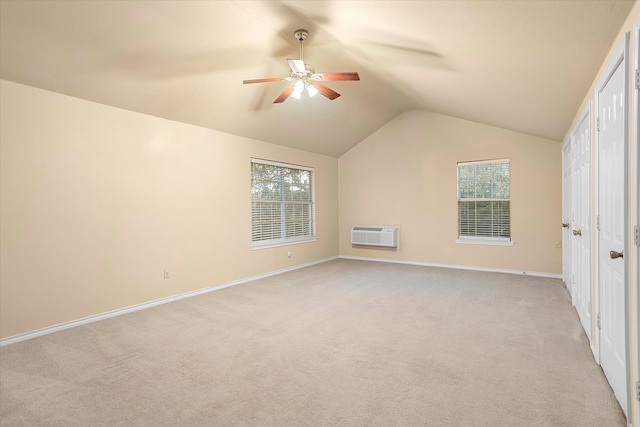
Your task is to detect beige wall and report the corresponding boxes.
[0,80,339,339]
[338,110,561,275]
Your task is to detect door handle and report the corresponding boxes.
[609,250,623,259]
[562,222,569,228]
[572,229,582,236]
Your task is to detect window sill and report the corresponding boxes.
[251,237,317,250]
[455,238,514,247]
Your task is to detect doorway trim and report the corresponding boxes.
[633,14,640,427]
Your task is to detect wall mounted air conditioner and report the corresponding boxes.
[350,226,398,248]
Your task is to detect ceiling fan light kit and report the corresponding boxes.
[243,29,360,104]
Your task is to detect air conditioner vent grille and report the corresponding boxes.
[350,226,398,247]
[353,227,383,232]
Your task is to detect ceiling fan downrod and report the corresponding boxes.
[293,29,308,62]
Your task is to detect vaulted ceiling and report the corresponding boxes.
[0,1,635,157]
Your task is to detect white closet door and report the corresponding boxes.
[597,36,628,417]
[572,112,591,339]
[561,139,572,294]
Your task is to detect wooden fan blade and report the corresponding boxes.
[287,59,306,74]
[243,77,285,84]
[311,82,341,100]
[317,72,360,81]
[273,83,295,103]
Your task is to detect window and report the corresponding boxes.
[457,159,511,244]
[251,158,316,249]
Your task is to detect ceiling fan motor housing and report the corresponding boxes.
[294,29,308,42]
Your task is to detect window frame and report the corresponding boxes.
[250,158,317,250]
[456,158,514,246]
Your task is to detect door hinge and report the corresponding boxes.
[636,381,640,402]
[634,225,640,247]
[596,215,600,231]
[596,116,600,132]
[635,68,640,90]
[596,314,601,330]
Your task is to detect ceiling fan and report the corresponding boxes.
[243,29,360,103]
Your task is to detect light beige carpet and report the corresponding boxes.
[0,259,626,426]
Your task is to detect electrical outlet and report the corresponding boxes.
[555,241,562,249]
[287,252,292,258]
[164,270,170,279]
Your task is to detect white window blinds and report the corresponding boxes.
[251,158,316,248]
[457,159,511,240]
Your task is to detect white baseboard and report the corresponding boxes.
[338,255,563,279]
[0,256,338,347]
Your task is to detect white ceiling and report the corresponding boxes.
[0,0,635,157]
